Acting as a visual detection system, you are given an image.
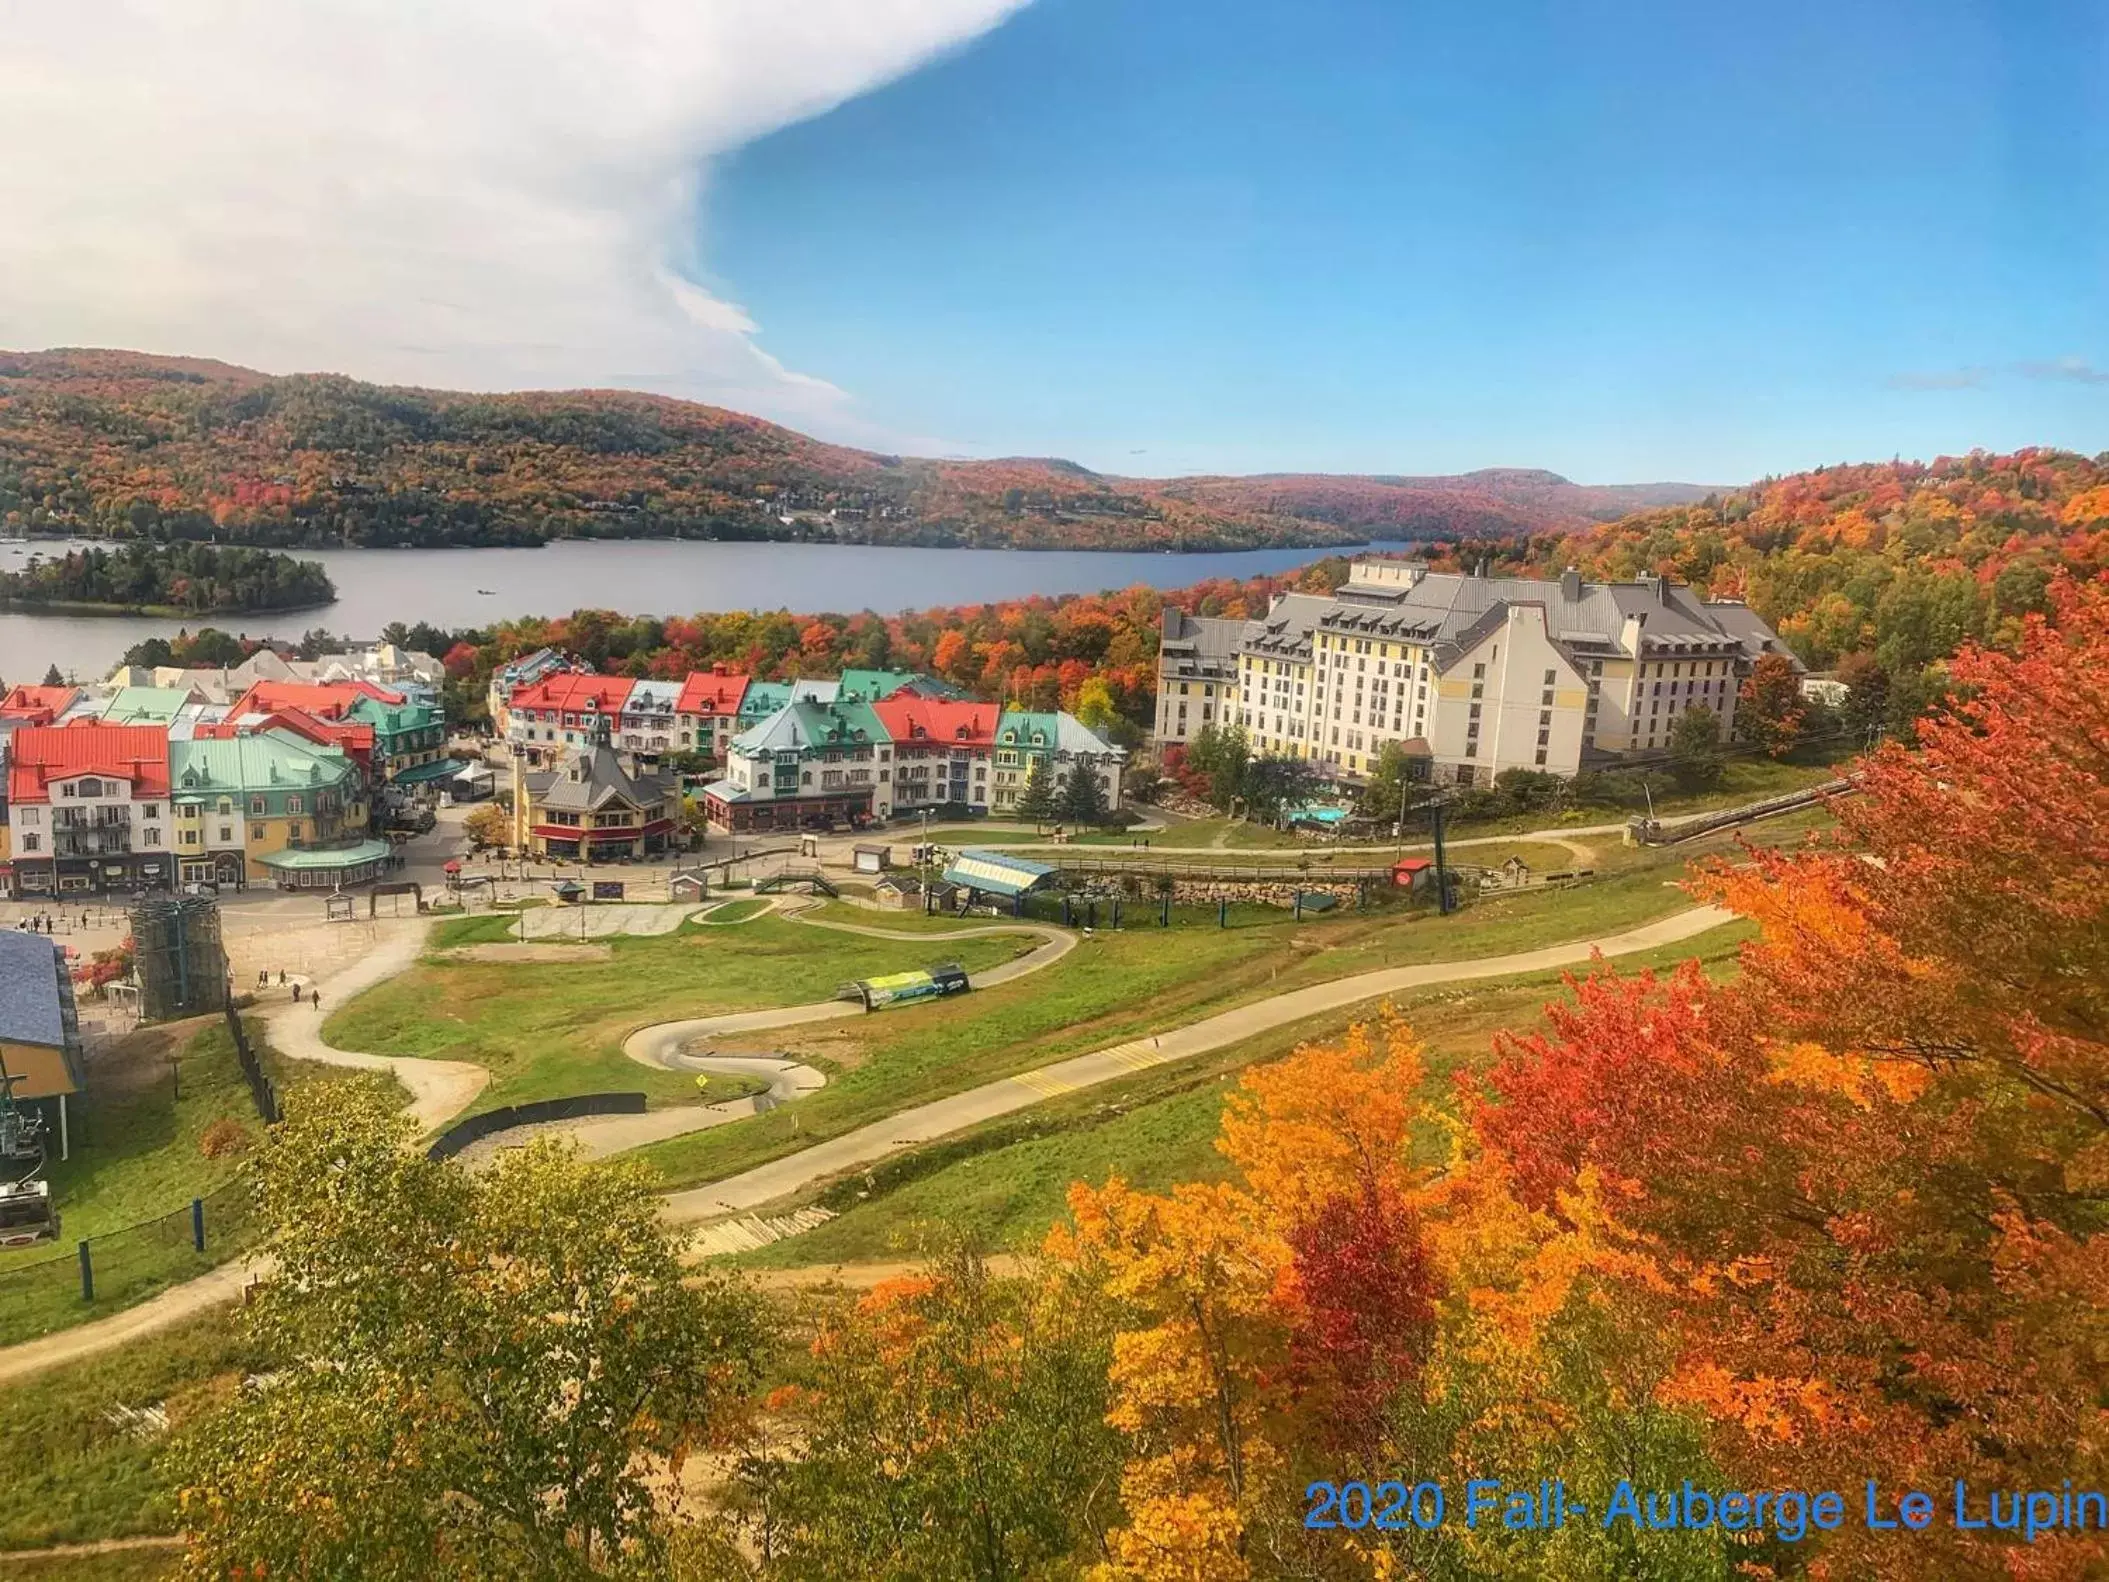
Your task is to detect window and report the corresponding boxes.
[287,795,303,815]
[143,829,161,847]
[220,826,233,842]
[21,834,38,853]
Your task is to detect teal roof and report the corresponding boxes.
[731,697,887,757]
[100,686,196,725]
[348,694,441,733]
[996,710,1061,750]
[259,837,391,871]
[170,732,357,796]
[944,848,1057,898]
[836,668,922,702]
[391,756,468,785]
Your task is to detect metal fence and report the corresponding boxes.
[426,1092,647,1161]
[0,1174,260,1348]
[223,1004,281,1123]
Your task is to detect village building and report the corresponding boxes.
[991,710,1126,815]
[502,673,638,764]
[673,667,751,759]
[1225,558,1794,787]
[166,733,376,890]
[4,725,175,896]
[0,931,84,1156]
[703,696,891,832]
[486,647,571,734]
[514,742,676,862]
[0,684,81,726]
[1153,608,1244,744]
[616,679,680,759]
[736,678,841,731]
[871,696,1002,815]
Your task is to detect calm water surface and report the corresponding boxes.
[0,537,1387,684]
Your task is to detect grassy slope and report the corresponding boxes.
[0,1317,269,1553]
[736,928,1753,1269]
[321,914,1032,1115]
[0,1021,399,1348]
[631,832,1754,1192]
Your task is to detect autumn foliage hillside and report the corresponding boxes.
[1,348,1706,553]
[1421,447,2109,675]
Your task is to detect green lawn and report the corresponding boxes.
[701,897,772,924]
[0,1020,398,1349]
[0,1314,270,1554]
[633,841,1738,1194]
[322,915,1034,1117]
[735,928,1754,1269]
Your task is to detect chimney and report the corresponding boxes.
[1559,567,1581,603]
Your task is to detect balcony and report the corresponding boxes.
[54,828,133,857]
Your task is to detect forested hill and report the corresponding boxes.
[0,349,1704,552]
[0,540,335,615]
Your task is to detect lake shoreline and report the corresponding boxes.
[0,596,339,621]
[2,529,1374,558]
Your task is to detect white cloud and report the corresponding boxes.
[0,0,1027,436]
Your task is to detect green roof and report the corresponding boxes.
[170,733,357,796]
[836,668,922,702]
[100,686,195,725]
[348,694,441,733]
[390,756,468,784]
[258,838,391,871]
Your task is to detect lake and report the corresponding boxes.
[0,536,1391,684]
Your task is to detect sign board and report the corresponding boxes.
[592,881,626,901]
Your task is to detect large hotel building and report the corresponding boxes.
[1155,559,1795,786]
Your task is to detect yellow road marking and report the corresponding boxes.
[1013,1071,1074,1100]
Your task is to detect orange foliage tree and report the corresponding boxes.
[1479,575,2109,1579]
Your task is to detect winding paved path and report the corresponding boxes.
[589,898,1076,1158]
[0,893,1738,1379]
[657,903,1736,1225]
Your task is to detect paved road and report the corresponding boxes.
[657,903,1737,1225]
[0,897,1734,1379]
[263,918,489,1134]
[592,900,1076,1158]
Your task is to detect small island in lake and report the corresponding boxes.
[0,540,336,617]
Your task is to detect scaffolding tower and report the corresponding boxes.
[129,896,230,1021]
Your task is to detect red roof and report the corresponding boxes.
[8,725,171,801]
[230,679,402,721]
[508,673,636,717]
[0,684,80,724]
[872,696,1002,749]
[675,668,750,716]
[1391,857,1434,876]
[196,703,375,758]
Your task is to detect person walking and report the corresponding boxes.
[310,989,321,1013]
[292,981,302,1003]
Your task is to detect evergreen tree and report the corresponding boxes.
[1060,760,1110,826]
[40,663,64,687]
[1015,755,1060,824]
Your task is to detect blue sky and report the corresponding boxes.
[707,0,2108,484]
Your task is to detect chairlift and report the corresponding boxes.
[0,1179,58,1247]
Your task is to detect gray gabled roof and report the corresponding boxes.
[532,744,673,814]
[0,932,68,1049]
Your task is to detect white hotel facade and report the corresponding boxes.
[1159,559,1795,786]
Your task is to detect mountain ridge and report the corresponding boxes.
[0,348,1713,553]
